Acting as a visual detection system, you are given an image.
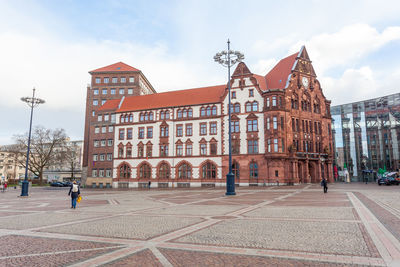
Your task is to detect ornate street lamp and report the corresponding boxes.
[20,88,45,196]
[214,40,244,196]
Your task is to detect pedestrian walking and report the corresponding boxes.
[148,181,151,189]
[68,181,80,209]
[321,177,328,193]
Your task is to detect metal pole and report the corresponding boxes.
[21,89,35,196]
[226,39,235,195]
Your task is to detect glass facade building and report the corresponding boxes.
[331,93,400,181]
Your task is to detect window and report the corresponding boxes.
[101,126,106,133]
[128,88,133,94]
[231,121,239,133]
[246,102,252,112]
[202,162,217,179]
[212,106,217,115]
[248,140,258,154]
[104,114,109,121]
[93,100,98,106]
[186,124,192,136]
[104,77,109,83]
[272,96,277,106]
[127,128,133,139]
[210,122,217,135]
[92,169,98,177]
[188,108,193,117]
[93,154,98,161]
[119,129,125,140]
[249,162,258,179]
[160,145,168,156]
[267,139,271,152]
[100,154,105,161]
[95,127,100,134]
[274,138,278,152]
[138,145,144,157]
[120,77,126,83]
[94,140,99,147]
[206,107,211,116]
[93,89,99,95]
[232,162,240,180]
[177,110,182,118]
[92,110,95,117]
[139,164,151,178]
[101,100,106,105]
[111,114,116,123]
[119,163,131,178]
[249,89,254,97]
[266,118,270,130]
[97,115,102,122]
[281,117,284,130]
[102,89,107,95]
[112,77,118,83]
[139,127,144,139]
[95,78,101,84]
[159,163,170,179]
[119,89,124,94]
[247,119,258,132]
[146,144,152,157]
[160,126,169,137]
[200,107,206,117]
[101,140,106,147]
[234,103,240,113]
[200,143,207,155]
[181,143,190,156]
[232,91,236,99]
[210,143,217,155]
[200,123,207,135]
[118,146,124,157]
[108,139,113,146]
[111,88,116,95]
[177,125,183,137]
[129,77,134,83]
[107,153,112,161]
[178,164,192,179]
[147,127,153,138]
[176,144,183,156]
[281,138,285,152]
[183,109,188,118]
[252,102,258,112]
[106,169,112,177]
[273,117,277,129]
[275,170,279,177]
[232,139,240,154]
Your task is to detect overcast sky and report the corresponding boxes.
[1,0,400,145]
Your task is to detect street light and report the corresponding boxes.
[214,39,244,196]
[20,88,45,196]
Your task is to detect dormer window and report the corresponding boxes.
[232,91,236,99]
[249,89,254,97]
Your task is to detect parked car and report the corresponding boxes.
[50,181,64,187]
[62,181,72,187]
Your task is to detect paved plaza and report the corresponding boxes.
[0,184,399,266]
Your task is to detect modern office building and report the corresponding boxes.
[331,93,400,181]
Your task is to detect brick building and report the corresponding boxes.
[84,46,333,188]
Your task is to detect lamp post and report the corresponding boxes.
[20,88,45,196]
[214,39,244,196]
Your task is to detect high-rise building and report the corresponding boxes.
[82,62,156,187]
[331,93,400,181]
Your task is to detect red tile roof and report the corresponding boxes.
[265,52,298,89]
[117,85,226,113]
[253,74,267,91]
[98,99,121,111]
[89,62,140,73]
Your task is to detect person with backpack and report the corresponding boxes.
[321,177,328,193]
[68,181,80,209]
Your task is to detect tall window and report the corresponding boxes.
[119,129,125,140]
[274,138,278,152]
[267,117,270,130]
[138,144,144,157]
[159,163,170,179]
[249,162,258,179]
[186,144,193,156]
[247,119,258,132]
[210,143,217,155]
[246,102,252,112]
[177,109,182,118]
[206,106,211,116]
[139,164,151,179]
[273,117,277,129]
[176,144,183,156]
[188,108,193,117]
[248,140,258,154]
[267,139,271,152]
[127,128,133,139]
[232,162,239,180]
[147,127,153,138]
[160,126,169,137]
[252,102,258,112]
[178,163,192,179]
[186,124,192,136]
[210,122,217,135]
[176,125,183,137]
[200,143,207,155]
[126,146,132,158]
[119,164,131,178]
[232,139,240,154]
[231,121,239,133]
[146,143,152,157]
[234,103,240,113]
[202,162,217,179]
[272,96,277,106]
[212,106,217,115]
[139,127,144,139]
[200,123,207,135]
[200,107,206,117]
[160,145,168,156]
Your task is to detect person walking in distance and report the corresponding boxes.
[68,181,80,209]
[321,177,328,193]
[148,180,151,190]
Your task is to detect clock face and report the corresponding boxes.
[302,77,309,88]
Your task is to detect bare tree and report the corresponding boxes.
[14,126,68,185]
[59,142,81,180]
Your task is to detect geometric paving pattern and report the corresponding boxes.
[0,183,399,266]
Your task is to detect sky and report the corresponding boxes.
[1,0,400,145]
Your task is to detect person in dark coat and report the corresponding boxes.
[68,181,80,209]
[321,177,328,193]
[148,180,151,189]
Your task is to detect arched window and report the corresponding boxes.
[129,114,133,122]
[139,163,152,179]
[249,162,258,179]
[246,102,252,112]
[178,163,192,179]
[188,108,193,117]
[140,113,144,121]
[177,109,182,118]
[158,163,170,179]
[183,109,187,118]
[206,106,211,116]
[120,116,125,123]
[232,162,240,180]
[202,162,217,179]
[234,103,240,113]
[160,111,165,120]
[200,107,205,117]
[252,102,258,112]
[119,163,131,178]
[211,106,217,115]
[144,113,149,121]
[165,110,170,119]
[149,112,153,121]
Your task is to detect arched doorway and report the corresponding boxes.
[308,162,317,183]
[298,162,303,183]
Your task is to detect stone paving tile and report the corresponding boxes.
[1,248,118,267]
[41,215,204,240]
[0,212,99,230]
[0,235,120,257]
[174,219,373,257]
[0,211,34,217]
[144,205,246,216]
[244,206,357,220]
[355,192,400,242]
[159,248,364,267]
[102,249,163,267]
[270,201,352,207]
